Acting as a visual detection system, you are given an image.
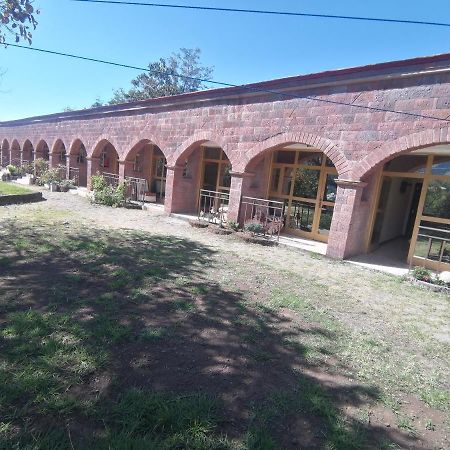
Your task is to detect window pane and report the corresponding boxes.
[276,150,296,164]
[220,164,231,188]
[423,180,450,219]
[288,201,315,233]
[384,155,427,173]
[297,152,322,166]
[204,147,221,160]
[270,168,281,192]
[292,169,320,199]
[318,206,334,236]
[431,156,450,175]
[281,168,293,195]
[323,174,338,202]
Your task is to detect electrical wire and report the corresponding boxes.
[3,42,450,123]
[70,0,450,28]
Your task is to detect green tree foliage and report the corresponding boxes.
[108,48,213,104]
[0,0,39,44]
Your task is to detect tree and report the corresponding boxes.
[0,0,39,45]
[109,48,214,104]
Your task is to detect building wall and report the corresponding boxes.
[2,55,450,259]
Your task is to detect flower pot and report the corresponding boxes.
[50,182,59,192]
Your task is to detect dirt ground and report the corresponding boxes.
[0,189,449,449]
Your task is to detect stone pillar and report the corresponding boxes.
[118,160,126,183]
[67,154,75,180]
[326,179,368,260]
[228,171,255,222]
[86,157,100,190]
[164,164,185,214]
[49,152,59,168]
[19,150,24,167]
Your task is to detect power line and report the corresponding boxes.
[71,0,450,28]
[3,42,450,123]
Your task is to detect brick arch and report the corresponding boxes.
[353,127,450,180]
[125,138,167,162]
[11,139,20,150]
[240,131,350,176]
[68,138,86,156]
[1,138,10,150]
[51,138,67,154]
[36,139,50,153]
[169,131,231,167]
[91,138,119,159]
[89,135,121,158]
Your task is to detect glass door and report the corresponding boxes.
[269,149,338,242]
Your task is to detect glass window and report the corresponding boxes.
[292,168,320,199]
[276,150,296,164]
[204,147,221,160]
[297,152,322,166]
[423,180,450,219]
[220,164,231,188]
[281,168,293,195]
[270,168,281,192]
[154,157,167,178]
[431,156,450,175]
[318,206,334,236]
[323,174,338,202]
[383,155,427,173]
[289,201,315,232]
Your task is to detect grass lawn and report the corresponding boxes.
[0,181,32,195]
[0,201,448,449]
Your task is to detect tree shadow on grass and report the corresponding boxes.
[0,218,422,449]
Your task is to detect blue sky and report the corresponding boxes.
[1,0,450,120]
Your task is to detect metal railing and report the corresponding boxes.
[125,176,148,203]
[241,196,285,240]
[102,172,119,188]
[198,189,230,225]
[69,167,80,187]
[413,224,450,265]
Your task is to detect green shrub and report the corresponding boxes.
[411,266,432,283]
[40,167,62,185]
[227,220,240,231]
[7,164,18,175]
[91,174,125,207]
[244,221,265,235]
[34,158,49,177]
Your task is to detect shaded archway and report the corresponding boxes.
[243,142,338,243]
[36,140,50,161]
[91,139,119,184]
[68,139,88,187]
[169,139,232,214]
[1,139,10,166]
[22,140,34,165]
[10,139,21,166]
[52,139,67,168]
[364,144,450,272]
[124,139,168,203]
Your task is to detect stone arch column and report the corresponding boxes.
[326,179,368,259]
[227,171,255,222]
[164,164,185,214]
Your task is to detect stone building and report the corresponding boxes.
[1,53,450,270]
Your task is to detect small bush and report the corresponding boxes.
[227,220,240,231]
[244,221,265,235]
[411,266,432,283]
[7,164,18,175]
[34,158,49,177]
[91,174,125,207]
